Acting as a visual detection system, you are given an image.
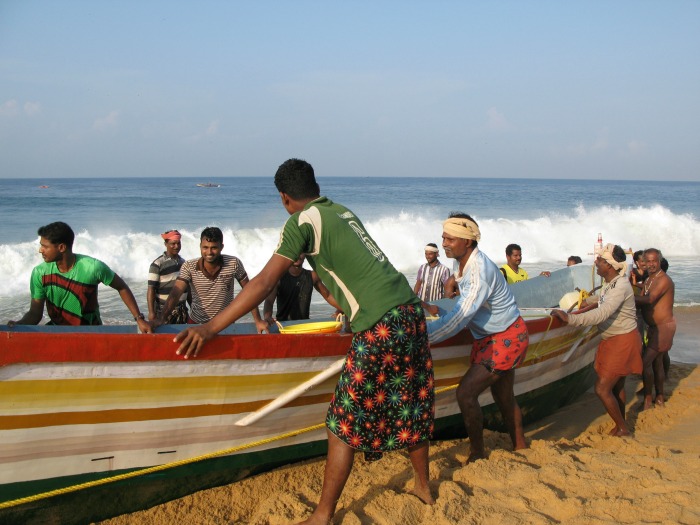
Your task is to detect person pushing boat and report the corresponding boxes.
[551,243,642,436]
[172,159,435,524]
[426,213,529,463]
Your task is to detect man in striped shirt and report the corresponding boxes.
[147,229,188,324]
[153,227,267,332]
[413,243,451,302]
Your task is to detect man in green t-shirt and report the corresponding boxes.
[7,221,151,332]
[173,159,435,523]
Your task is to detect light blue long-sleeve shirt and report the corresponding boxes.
[427,248,521,343]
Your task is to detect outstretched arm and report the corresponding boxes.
[153,279,189,328]
[311,272,343,313]
[146,286,158,321]
[7,298,45,327]
[110,274,152,333]
[239,276,269,333]
[175,254,294,358]
[262,282,280,323]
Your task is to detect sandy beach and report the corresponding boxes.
[98,309,700,525]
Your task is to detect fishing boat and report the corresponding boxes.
[0,265,600,524]
[195,182,221,188]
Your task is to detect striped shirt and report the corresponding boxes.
[178,255,248,323]
[416,261,451,302]
[148,253,187,307]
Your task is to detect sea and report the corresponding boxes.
[1,176,699,336]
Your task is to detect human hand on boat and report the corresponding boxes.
[423,302,440,316]
[136,318,153,334]
[255,318,271,334]
[549,309,569,323]
[174,325,215,359]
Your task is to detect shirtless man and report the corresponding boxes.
[635,248,675,409]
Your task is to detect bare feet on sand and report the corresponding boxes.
[466,452,486,464]
[296,514,331,525]
[409,485,435,505]
[608,426,632,437]
[641,395,666,411]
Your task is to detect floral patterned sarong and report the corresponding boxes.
[326,303,435,461]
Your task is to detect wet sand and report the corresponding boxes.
[98,309,700,525]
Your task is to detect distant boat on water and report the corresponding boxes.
[38,185,49,189]
[196,182,221,188]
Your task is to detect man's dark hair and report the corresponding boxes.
[633,250,644,262]
[644,247,663,260]
[274,159,321,200]
[426,243,438,249]
[200,226,223,244]
[568,255,582,264]
[38,222,75,248]
[447,212,479,246]
[612,245,626,263]
[505,243,521,256]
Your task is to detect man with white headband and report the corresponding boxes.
[147,229,189,324]
[414,242,451,302]
[428,212,529,463]
[551,243,642,436]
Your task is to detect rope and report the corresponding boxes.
[528,314,555,359]
[0,384,461,510]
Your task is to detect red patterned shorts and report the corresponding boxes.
[470,316,529,375]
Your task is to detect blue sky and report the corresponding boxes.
[1,1,698,180]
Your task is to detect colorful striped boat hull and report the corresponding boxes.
[0,265,600,524]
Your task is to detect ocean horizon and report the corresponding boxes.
[2,176,699,324]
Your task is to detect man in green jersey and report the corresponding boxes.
[173,159,435,524]
[8,221,151,332]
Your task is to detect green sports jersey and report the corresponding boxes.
[30,254,116,325]
[275,197,418,332]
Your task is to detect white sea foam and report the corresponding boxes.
[1,204,699,316]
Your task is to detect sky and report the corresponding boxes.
[1,1,699,181]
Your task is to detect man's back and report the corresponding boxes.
[275,197,416,332]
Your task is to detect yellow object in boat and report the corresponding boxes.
[277,321,343,334]
[558,291,579,311]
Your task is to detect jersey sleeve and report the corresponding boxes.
[94,258,116,286]
[29,266,46,300]
[275,214,312,262]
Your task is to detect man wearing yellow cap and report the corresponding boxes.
[427,212,529,463]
